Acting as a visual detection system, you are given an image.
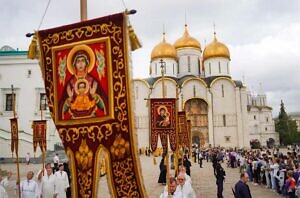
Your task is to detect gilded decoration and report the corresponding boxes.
[110,134,130,159]
[37,13,146,197]
[75,139,93,170]
[113,157,140,197]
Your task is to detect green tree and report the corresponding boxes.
[275,100,299,145]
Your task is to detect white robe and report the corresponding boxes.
[175,182,196,198]
[20,179,39,198]
[0,185,8,198]
[41,174,56,198]
[54,171,69,198]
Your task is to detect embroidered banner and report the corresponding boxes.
[10,118,18,155]
[32,120,47,152]
[37,12,146,197]
[150,98,177,152]
[186,119,191,150]
[178,111,189,147]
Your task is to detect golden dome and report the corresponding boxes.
[174,24,201,50]
[203,33,230,61]
[151,33,177,60]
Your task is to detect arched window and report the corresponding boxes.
[218,61,221,73]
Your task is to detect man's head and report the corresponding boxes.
[179,165,186,174]
[46,167,53,176]
[26,171,34,180]
[59,164,64,171]
[177,173,186,186]
[240,172,249,183]
[169,177,177,195]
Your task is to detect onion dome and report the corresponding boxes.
[174,24,201,50]
[151,33,177,61]
[203,32,230,61]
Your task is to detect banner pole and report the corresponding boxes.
[80,0,87,21]
[11,85,21,198]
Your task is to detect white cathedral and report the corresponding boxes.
[0,25,279,158]
[133,25,279,149]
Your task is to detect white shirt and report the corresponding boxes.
[41,174,56,198]
[20,179,39,198]
[53,155,59,164]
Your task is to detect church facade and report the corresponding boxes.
[133,25,279,148]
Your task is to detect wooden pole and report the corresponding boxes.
[166,153,170,196]
[80,0,87,21]
[11,85,21,198]
[175,85,179,176]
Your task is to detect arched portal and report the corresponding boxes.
[184,98,208,147]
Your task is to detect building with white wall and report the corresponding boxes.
[0,45,60,158]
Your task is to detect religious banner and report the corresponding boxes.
[178,111,189,147]
[32,120,47,152]
[186,119,192,150]
[10,118,18,155]
[150,98,177,152]
[37,12,146,197]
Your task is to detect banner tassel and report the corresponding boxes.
[27,34,38,59]
[128,25,142,51]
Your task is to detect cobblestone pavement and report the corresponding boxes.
[1,155,281,197]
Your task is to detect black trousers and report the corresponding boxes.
[216,179,223,198]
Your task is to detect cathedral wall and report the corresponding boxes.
[203,57,230,77]
[177,49,201,78]
[213,126,239,147]
[152,79,177,98]
[181,80,207,102]
[150,58,178,78]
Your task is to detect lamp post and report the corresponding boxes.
[159,59,166,98]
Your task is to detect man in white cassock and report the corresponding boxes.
[175,173,196,198]
[20,171,39,198]
[37,163,52,195]
[41,167,56,198]
[54,164,69,198]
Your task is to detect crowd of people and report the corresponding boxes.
[0,153,70,198]
[3,145,300,197]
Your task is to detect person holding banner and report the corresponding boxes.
[159,177,182,198]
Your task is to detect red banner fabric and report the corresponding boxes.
[178,111,189,147]
[186,120,192,150]
[150,98,177,152]
[37,12,145,197]
[10,118,18,155]
[32,120,47,152]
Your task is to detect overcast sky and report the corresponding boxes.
[1,0,300,117]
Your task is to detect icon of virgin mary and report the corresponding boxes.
[59,44,108,120]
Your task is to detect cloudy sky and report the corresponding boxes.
[1,0,300,116]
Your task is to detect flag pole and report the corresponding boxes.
[40,104,45,176]
[175,85,179,177]
[80,0,87,21]
[11,85,21,198]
